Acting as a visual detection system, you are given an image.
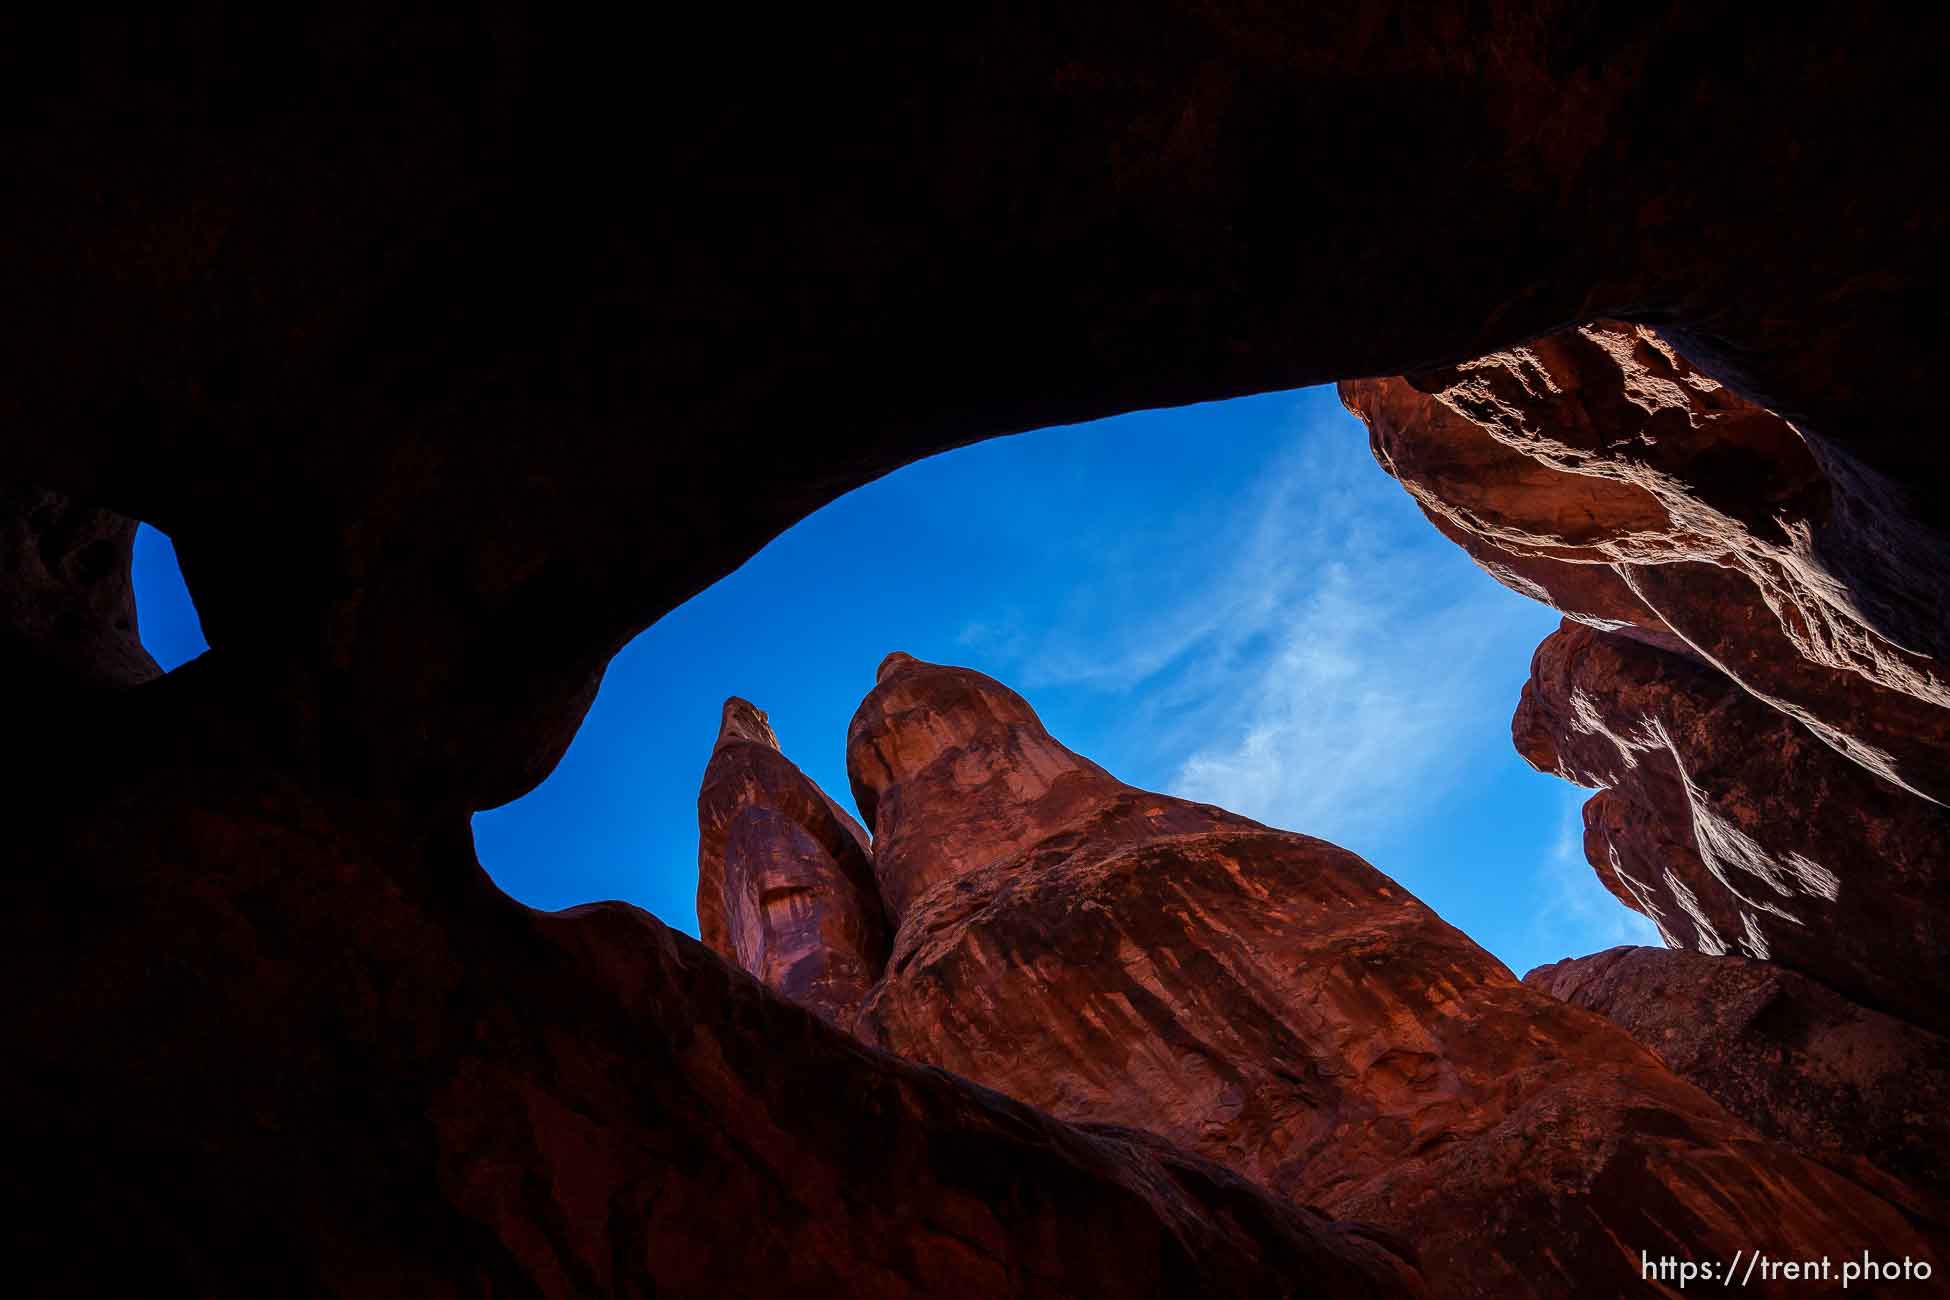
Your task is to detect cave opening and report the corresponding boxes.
[178,380,1655,980]
[28,9,1948,1289]
[131,523,207,673]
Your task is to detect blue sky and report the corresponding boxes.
[132,385,1655,977]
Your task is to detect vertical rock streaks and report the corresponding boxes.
[696,697,888,1024]
[696,654,1944,1297]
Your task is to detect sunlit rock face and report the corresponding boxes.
[696,697,889,1024]
[1516,621,1950,1036]
[1340,322,1950,807]
[831,655,1935,1300]
[1343,320,1950,1059]
[845,652,1192,924]
[1527,946,1950,1205]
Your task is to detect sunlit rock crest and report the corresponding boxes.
[696,697,889,1024]
[705,654,1941,1298]
[1342,323,1950,1026]
[1341,323,1950,806]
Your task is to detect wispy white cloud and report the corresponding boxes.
[956,613,1028,662]
[1528,786,1664,966]
[1169,554,1520,841]
[1001,426,1339,700]
[961,393,1659,969]
[981,403,1539,842]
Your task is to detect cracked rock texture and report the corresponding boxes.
[743,655,1937,1299]
[697,697,889,1024]
[1,485,158,694]
[1341,322,1950,807]
[1527,946,1950,1205]
[1515,623,1950,1035]
[1343,320,1950,1058]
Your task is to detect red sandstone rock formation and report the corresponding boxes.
[1342,322,1950,1065]
[696,697,888,1023]
[843,651,1229,924]
[1340,322,1950,807]
[11,586,1422,1296]
[1527,946,1950,1205]
[13,8,1950,1296]
[840,655,1937,1298]
[1515,621,1950,1037]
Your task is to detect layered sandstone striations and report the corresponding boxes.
[1515,623,1950,1034]
[697,697,889,1023]
[841,651,1227,924]
[1527,945,1950,1203]
[837,655,1937,1299]
[1340,322,1950,806]
[12,8,1950,1295]
[1342,322,1950,1042]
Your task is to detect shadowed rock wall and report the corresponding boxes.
[8,531,1422,1297]
[12,6,1950,1295]
[2,485,157,694]
[1528,946,1950,1205]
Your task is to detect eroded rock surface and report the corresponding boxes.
[1527,946,1950,1204]
[8,707,1423,1298]
[845,651,1174,924]
[839,656,1936,1299]
[12,8,1950,1295]
[6,8,1947,822]
[1340,322,1950,806]
[2,484,158,694]
[696,697,888,1024]
[1516,622,1950,1036]
[1342,321,1950,1084]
